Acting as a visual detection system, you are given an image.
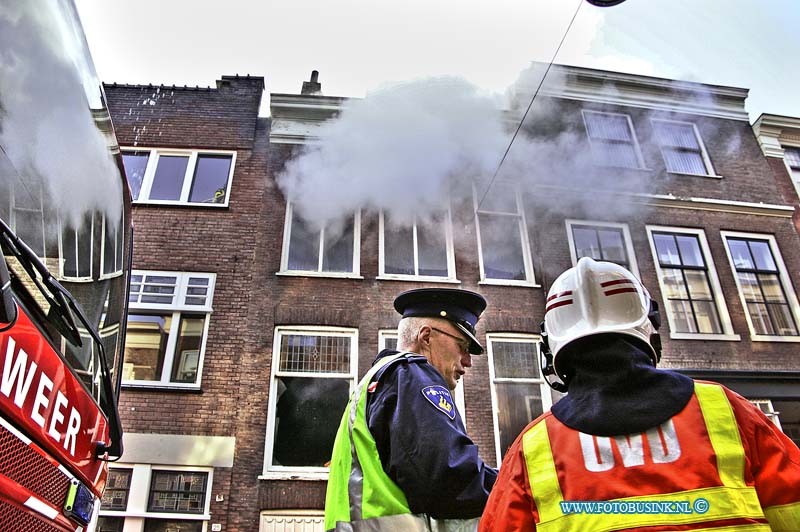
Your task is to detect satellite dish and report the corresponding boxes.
[585,0,628,6]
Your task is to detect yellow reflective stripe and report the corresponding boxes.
[522,420,563,523]
[689,525,771,532]
[695,382,746,488]
[764,501,800,531]
[537,486,764,532]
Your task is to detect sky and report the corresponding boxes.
[74,0,800,122]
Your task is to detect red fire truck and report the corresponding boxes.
[0,1,131,530]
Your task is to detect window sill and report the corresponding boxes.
[479,279,540,288]
[750,335,800,343]
[376,275,461,284]
[100,511,210,520]
[667,172,723,179]
[133,200,230,208]
[669,333,741,341]
[121,383,202,392]
[276,271,363,280]
[259,472,328,481]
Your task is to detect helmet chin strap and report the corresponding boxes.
[540,321,570,393]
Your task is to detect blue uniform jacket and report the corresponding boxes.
[365,349,498,519]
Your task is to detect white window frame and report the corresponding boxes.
[378,329,467,424]
[278,203,362,279]
[651,118,717,177]
[123,270,216,389]
[473,181,536,287]
[487,333,551,466]
[123,147,236,207]
[98,463,212,531]
[57,212,94,282]
[100,211,126,280]
[263,326,359,480]
[749,399,783,429]
[7,180,47,259]
[781,143,800,199]
[720,231,800,342]
[646,225,739,341]
[565,219,640,277]
[378,209,458,282]
[582,110,645,169]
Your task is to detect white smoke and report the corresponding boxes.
[0,0,123,232]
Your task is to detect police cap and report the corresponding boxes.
[393,288,487,354]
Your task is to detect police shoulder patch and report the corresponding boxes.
[421,385,456,420]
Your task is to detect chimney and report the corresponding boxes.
[301,70,322,95]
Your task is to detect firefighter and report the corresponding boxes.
[325,288,498,532]
[480,257,800,531]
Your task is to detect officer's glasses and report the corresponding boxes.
[431,327,470,354]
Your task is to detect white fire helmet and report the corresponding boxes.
[540,257,662,392]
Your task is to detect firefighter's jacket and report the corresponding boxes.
[325,350,497,531]
[480,381,800,531]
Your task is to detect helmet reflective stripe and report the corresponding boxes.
[541,258,660,390]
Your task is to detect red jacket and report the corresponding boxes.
[480,382,800,532]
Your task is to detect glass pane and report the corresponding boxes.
[98,517,125,532]
[653,233,680,266]
[62,213,93,278]
[272,376,350,467]
[143,521,202,532]
[148,471,207,514]
[685,270,713,300]
[572,227,601,260]
[383,337,398,351]
[654,122,699,149]
[279,334,351,373]
[748,302,774,335]
[663,149,706,175]
[668,299,696,333]
[479,214,526,281]
[595,140,639,168]
[492,341,539,379]
[727,239,754,270]
[585,113,632,141]
[287,210,320,271]
[767,304,798,336]
[661,268,688,300]
[103,214,122,275]
[750,241,777,271]
[759,273,788,303]
[15,208,45,257]
[123,314,172,381]
[676,235,704,267]
[188,154,232,204]
[738,272,763,302]
[170,315,205,383]
[122,151,150,200]
[101,469,132,511]
[321,217,354,273]
[692,300,722,334]
[495,382,542,459]
[477,182,517,213]
[597,228,627,264]
[785,147,800,168]
[149,155,189,201]
[417,219,448,277]
[384,222,414,275]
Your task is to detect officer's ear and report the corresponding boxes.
[418,324,433,347]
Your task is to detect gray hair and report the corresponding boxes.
[397,316,448,351]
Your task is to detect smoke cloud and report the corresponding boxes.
[0,1,123,232]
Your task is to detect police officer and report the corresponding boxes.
[325,288,498,532]
[480,258,800,531]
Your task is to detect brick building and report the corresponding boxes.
[98,66,800,532]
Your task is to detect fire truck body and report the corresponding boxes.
[0,0,131,530]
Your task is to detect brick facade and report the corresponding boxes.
[104,68,800,531]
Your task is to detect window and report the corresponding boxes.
[5,179,46,257]
[652,119,715,176]
[260,511,324,532]
[264,327,358,478]
[783,146,800,195]
[280,203,360,277]
[102,211,125,278]
[582,110,644,169]
[99,465,211,532]
[123,271,215,388]
[721,232,800,340]
[566,220,638,275]
[474,181,534,285]
[379,210,456,281]
[122,148,235,206]
[750,399,783,428]
[488,335,551,465]
[60,212,94,280]
[647,226,737,340]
